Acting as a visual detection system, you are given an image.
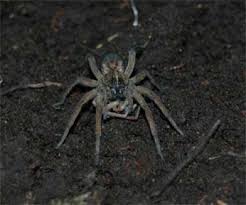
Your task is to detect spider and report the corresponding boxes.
[54,49,184,165]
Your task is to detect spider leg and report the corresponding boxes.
[125,49,136,79]
[102,98,139,120]
[130,70,161,90]
[87,54,103,80]
[102,101,119,120]
[125,105,140,120]
[103,99,139,120]
[104,111,128,119]
[104,107,140,120]
[136,86,184,136]
[56,89,97,148]
[53,77,97,109]
[103,101,127,120]
[133,91,164,160]
[95,97,103,166]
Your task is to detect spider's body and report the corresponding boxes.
[94,54,129,116]
[102,53,128,102]
[54,49,184,165]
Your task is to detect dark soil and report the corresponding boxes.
[0,1,245,205]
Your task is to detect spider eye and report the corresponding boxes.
[110,85,126,101]
[111,88,117,94]
[118,87,124,94]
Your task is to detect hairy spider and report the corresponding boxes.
[54,49,184,165]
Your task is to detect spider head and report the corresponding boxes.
[102,53,124,74]
[110,78,126,101]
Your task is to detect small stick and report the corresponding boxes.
[0,75,3,86]
[170,63,185,71]
[130,0,138,26]
[151,119,221,198]
[226,151,246,158]
[80,43,101,57]
[0,81,63,96]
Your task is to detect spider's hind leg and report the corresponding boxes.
[95,97,104,166]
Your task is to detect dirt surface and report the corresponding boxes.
[0,1,245,205]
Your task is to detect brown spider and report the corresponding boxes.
[54,49,184,165]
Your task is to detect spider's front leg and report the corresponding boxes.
[122,97,141,120]
[136,86,184,136]
[125,105,141,120]
[56,89,97,148]
[53,77,97,109]
[102,98,140,120]
[133,91,164,160]
[101,101,119,120]
[95,96,104,166]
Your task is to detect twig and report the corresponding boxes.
[107,33,120,43]
[95,33,120,50]
[0,81,63,96]
[130,0,138,26]
[226,151,246,158]
[151,119,221,199]
[169,63,185,71]
[0,75,3,86]
[80,43,101,57]
[208,151,246,161]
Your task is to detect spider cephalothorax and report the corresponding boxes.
[102,53,127,102]
[54,49,184,165]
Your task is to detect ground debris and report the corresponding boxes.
[151,119,221,199]
[49,188,106,205]
[0,81,62,96]
[51,7,65,33]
